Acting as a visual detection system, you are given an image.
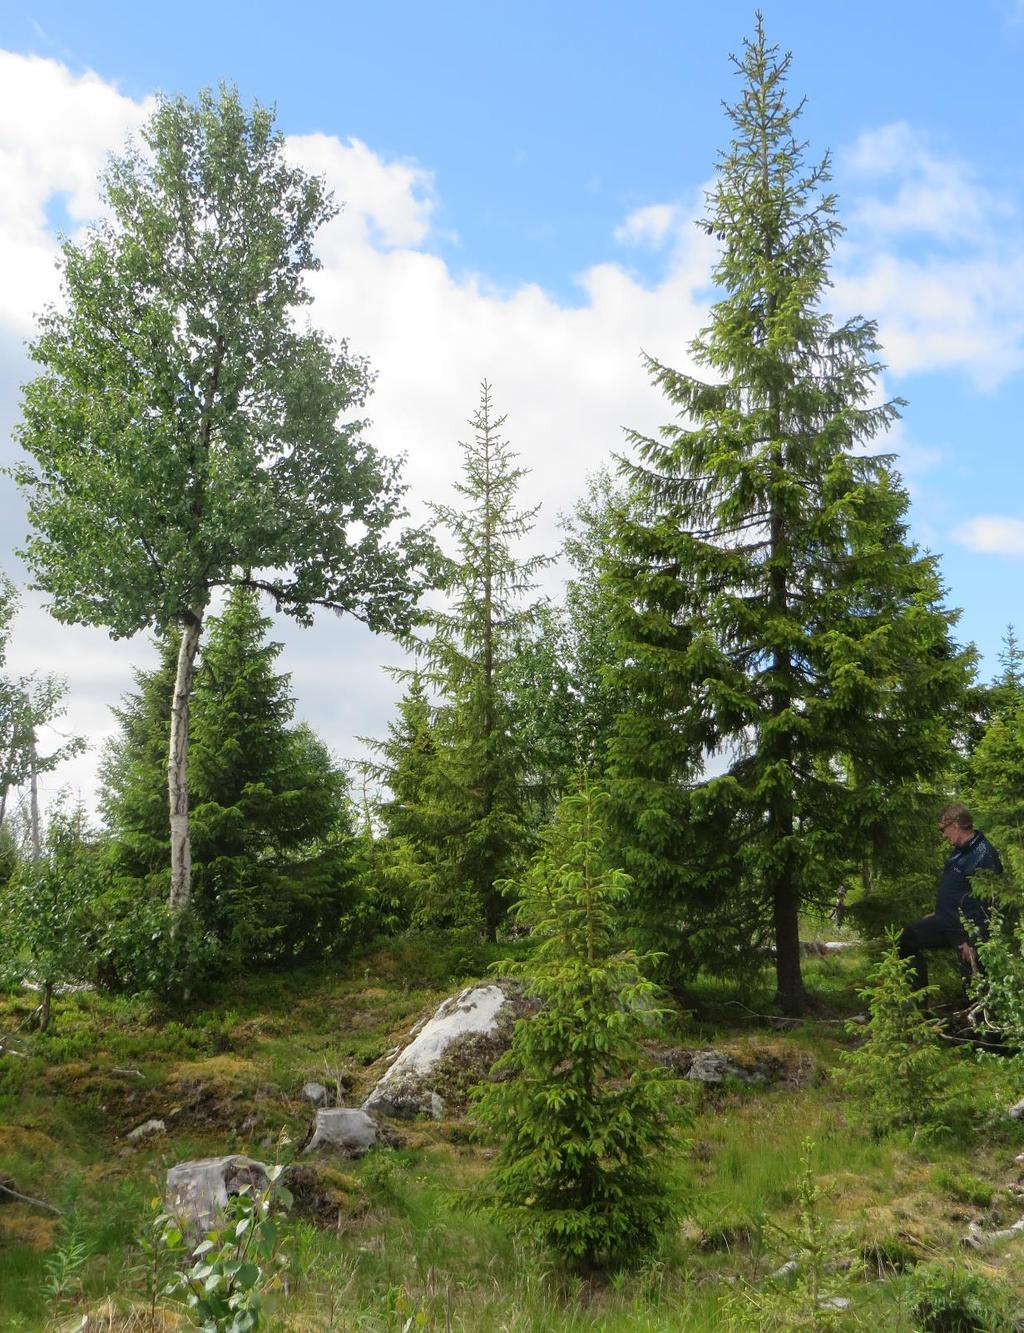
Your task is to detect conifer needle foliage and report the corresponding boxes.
[380,381,551,938]
[606,18,971,1013]
[473,785,686,1271]
[100,587,358,970]
[840,942,968,1138]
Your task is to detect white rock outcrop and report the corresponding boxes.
[363,981,523,1120]
[126,1118,166,1143]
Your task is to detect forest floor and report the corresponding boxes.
[1,929,1023,1330]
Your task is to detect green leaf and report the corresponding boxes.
[235,1262,260,1291]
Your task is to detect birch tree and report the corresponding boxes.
[13,88,431,918]
[0,574,83,838]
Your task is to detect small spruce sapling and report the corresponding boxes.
[722,1139,850,1331]
[839,939,967,1137]
[472,784,686,1272]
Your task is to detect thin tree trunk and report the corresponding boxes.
[0,785,7,832]
[28,731,40,862]
[168,605,206,916]
[34,980,53,1033]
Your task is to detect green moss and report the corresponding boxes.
[0,939,1022,1330]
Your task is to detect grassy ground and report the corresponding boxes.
[1,932,1023,1330]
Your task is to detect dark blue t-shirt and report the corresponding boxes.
[934,830,1002,933]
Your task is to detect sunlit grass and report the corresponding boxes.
[2,936,1023,1329]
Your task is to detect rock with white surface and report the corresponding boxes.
[362,980,531,1119]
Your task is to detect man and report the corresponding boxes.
[897,802,1003,996]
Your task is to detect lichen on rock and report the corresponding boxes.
[362,980,534,1120]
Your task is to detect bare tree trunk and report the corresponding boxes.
[168,606,206,916]
[29,731,41,862]
[773,868,806,1016]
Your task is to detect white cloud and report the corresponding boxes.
[844,122,1005,243]
[832,251,1024,387]
[286,133,436,249]
[955,516,1024,555]
[614,202,682,249]
[0,51,152,333]
[834,122,1024,388]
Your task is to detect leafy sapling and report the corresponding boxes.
[0,801,97,1032]
[971,905,1024,1052]
[165,1162,294,1333]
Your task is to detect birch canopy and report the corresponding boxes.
[13,87,431,914]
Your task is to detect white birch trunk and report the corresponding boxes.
[168,606,205,916]
[29,731,41,863]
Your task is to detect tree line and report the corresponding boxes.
[2,25,1021,1019]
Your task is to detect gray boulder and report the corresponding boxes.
[363,980,527,1120]
[166,1155,269,1234]
[303,1108,379,1156]
[126,1118,165,1143]
[686,1050,763,1084]
[300,1081,328,1107]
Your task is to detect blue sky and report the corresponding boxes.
[12,1,1024,298]
[1,1,1023,810]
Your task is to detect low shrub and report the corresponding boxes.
[904,1260,1020,1332]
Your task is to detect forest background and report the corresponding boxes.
[4,5,1024,1329]
[2,0,1024,815]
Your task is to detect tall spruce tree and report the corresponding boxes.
[358,673,447,928]
[369,674,438,849]
[500,471,632,814]
[606,21,972,1012]
[403,381,551,940]
[100,633,179,876]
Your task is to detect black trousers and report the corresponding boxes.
[897,913,974,995]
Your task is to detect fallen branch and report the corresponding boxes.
[961,1215,1024,1250]
[722,1001,858,1026]
[0,1181,62,1216]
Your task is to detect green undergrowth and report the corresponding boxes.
[1,935,1023,1329]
